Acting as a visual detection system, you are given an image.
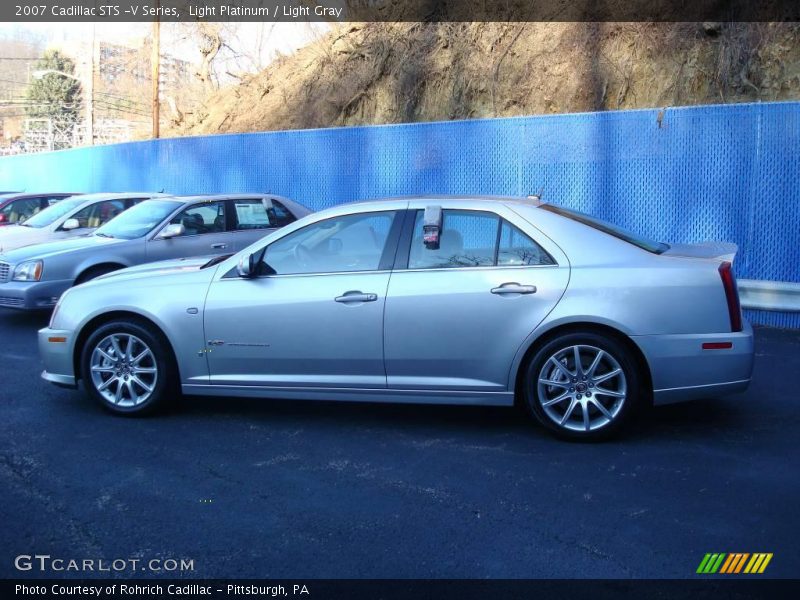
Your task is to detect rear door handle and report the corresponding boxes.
[491,282,537,295]
[335,291,378,303]
[211,243,227,249]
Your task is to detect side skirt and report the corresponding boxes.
[181,384,515,406]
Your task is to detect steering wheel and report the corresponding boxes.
[294,243,314,268]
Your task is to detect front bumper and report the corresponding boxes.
[0,279,73,310]
[633,321,755,405]
[39,326,77,388]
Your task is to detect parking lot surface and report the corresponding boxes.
[0,310,798,578]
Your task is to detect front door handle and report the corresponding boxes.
[335,291,378,303]
[491,282,537,295]
[211,243,227,249]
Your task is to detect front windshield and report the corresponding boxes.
[20,196,84,228]
[94,199,181,240]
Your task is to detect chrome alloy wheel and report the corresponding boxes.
[537,344,627,433]
[89,333,158,407]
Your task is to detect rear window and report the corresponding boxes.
[540,204,669,254]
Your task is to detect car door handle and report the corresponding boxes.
[335,291,378,303]
[211,243,227,249]
[491,283,537,295]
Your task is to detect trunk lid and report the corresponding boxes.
[662,241,738,262]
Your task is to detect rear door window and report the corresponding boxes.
[407,209,555,269]
[230,199,274,231]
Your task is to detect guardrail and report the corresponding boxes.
[739,280,800,312]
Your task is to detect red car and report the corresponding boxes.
[0,193,81,226]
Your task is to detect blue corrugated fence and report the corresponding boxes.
[1,102,798,327]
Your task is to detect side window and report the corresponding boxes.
[169,202,226,236]
[261,211,396,275]
[69,199,126,229]
[408,209,556,269]
[269,200,296,227]
[498,221,555,266]
[3,198,41,223]
[408,210,498,269]
[231,199,273,231]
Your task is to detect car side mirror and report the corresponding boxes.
[62,218,80,231]
[237,253,256,278]
[237,249,274,278]
[156,223,185,240]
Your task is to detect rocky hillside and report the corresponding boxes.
[168,22,800,136]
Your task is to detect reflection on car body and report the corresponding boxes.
[39,195,754,440]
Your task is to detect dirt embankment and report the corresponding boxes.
[168,22,800,136]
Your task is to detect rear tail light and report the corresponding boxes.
[0,214,5,223]
[718,261,742,332]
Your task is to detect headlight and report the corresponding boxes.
[12,260,43,281]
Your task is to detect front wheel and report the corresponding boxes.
[523,332,643,440]
[80,320,176,416]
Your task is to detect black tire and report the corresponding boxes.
[80,319,178,416]
[522,332,643,441]
[75,265,121,285]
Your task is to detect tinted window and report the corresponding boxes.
[169,202,225,236]
[269,200,296,227]
[68,199,126,229]
[540,204,668,254]
[96,199,181,240]
[262,211,395,275]
[498,221,555,266]
[20,196,85,228]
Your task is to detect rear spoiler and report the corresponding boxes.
[662,242,738,263]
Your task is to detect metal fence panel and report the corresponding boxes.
[1,101,798,327]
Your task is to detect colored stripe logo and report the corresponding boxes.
[697,553,772,574]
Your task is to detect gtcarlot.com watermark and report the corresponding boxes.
[14,554,194,573]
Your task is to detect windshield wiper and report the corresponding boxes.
[95,232,115,238]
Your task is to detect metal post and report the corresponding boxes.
[86,23,95,145]
[152,6,161,139]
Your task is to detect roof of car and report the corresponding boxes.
[172,193,295,204]
[69,192,169,203]
[0,192,81,201]
[343,194,542,208]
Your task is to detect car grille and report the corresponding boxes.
[0,296,23,307]
[0,261,9,283]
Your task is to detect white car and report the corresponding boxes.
[0,192,164,253]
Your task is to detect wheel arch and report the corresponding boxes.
[74,262,127,284]
[72,310,181,383]
[511,321,654,406]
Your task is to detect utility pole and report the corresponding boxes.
[152,4,160,139]
[86,23,95,145]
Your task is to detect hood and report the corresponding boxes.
[662,241,738,262]
[0,224,50,253]
[77,255,222,292]
[0,234,119,264]
[88,255,223,284]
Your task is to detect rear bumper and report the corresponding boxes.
[39,326,77,388]
[0,279,72,310]
[632,321,755,405]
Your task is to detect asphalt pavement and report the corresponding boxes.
[0,309,798,579]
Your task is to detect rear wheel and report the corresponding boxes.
[523,332,642,440]
[80,320,177,416]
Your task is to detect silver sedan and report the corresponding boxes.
[39,196,754,440]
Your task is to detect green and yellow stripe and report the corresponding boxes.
[697,553,772,574]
